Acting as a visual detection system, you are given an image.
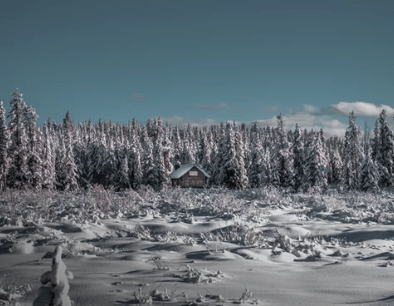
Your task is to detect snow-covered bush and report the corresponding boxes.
[33,245,73,306]
[0,273,31,306]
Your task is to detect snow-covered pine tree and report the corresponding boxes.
[185,124,197,163]
[363,120,371,154]
[56,128,78,191]
[329,148,343,187]
[292,123,306,192]
[377,109,394,187]
[153,134,167,191]
[0,101,9,190]
[274,114,294,189]
[303,133,328,192]
[179,139,194,165]
[210,122,226,187]
[94,120,108,186]
[218,122,237,189]
[218,122,248,189]
[371,119,381,163]
[319,129,330,172]
[113,142,131,191]
[171,126,182,164]
[41,123,56,190]
[131,133,143,189]
[248,126,264,188]
[72,124,89,189]
[63,110,74,134]
[62,128,79,191]
[234,126,248,189]
[342,111,364,191]
[161,130,174,179]
[264,146,275,187]
[241,124,251,172]
[102,137,117,189]
[359,146,380,192]
[141,127,156,188]
[196,130,211,173]
[55,135,66,190]
[23,105,43,189]
[6,89,29,189]
[207,131,216,175]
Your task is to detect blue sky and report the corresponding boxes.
[0,0,393,137]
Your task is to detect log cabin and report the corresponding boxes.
[169,164,211,188]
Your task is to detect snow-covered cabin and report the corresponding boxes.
[169,164,211,188]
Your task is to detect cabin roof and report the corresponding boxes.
[169,164,211,179]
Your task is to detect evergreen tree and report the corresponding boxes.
[179,139,194,165]
[131,133,143,189]
[329,148,343,186]
[292,123,306,192]
[55,136,66,190]
[6,89,29,189]
[113,144,131,191]
[0,101,9,190]
[41,123,56,190]
[266,146,278,187]
[197,131,212,172]
[342,111,364,191]
[359,146,380,192]
[371,119,381,163]
[377,109,394,187]
[62,129,79,191]
[303,133,328,192]
[171,126,182,164]
[102,137,117,188]
[162,131,174,179]
[206,131,216,175]
[248,128,264,188]
[218,122,248,189]
[234,127,248,189]
[153,135,167,190]
[274,114,294,189]
[73,124,89,189]
[23,105,43,189]
[210,123,226,187]
[141,128,156,188]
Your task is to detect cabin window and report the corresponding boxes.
[189,171,198,176]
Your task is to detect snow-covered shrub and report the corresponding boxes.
[180,264,225,284]
[0,273,31,306]
[33,245,74,306]
[205,224,267,247]
[137,184,160,203]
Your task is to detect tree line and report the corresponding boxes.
[0,88,393,193]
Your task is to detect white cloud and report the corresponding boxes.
[157,111,348,138]
[155,101,394,138]
[327,102,394,117]
[254,112,348,138]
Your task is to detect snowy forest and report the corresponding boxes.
[0,88,392,194]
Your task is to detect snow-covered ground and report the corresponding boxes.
[1,186,394,305]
